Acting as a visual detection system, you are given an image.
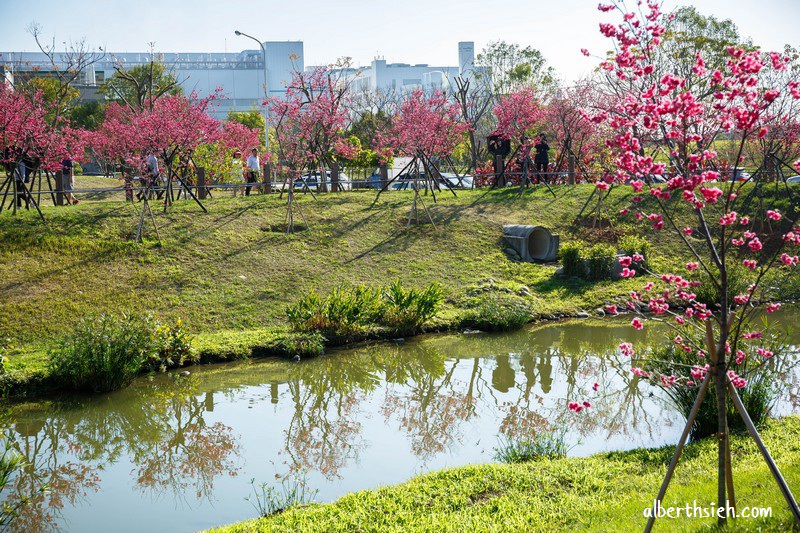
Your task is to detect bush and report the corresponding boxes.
[286,281,443,340]
[145,317,198,372]
[493,427,572,463]
[49,313,161,392]
[379,280,444,335]
[585,243,616,281]
[461,298,532,332]
[559,241,585,277]
[618,234,651,266]
[286,285,381,342]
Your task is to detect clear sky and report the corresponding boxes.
[0,0,797,82]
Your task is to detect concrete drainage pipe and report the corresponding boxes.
[502,225,560,262]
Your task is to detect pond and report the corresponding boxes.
[2,312,799,532]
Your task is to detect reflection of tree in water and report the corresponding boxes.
[2,406,101,532]
[131,388,240,501]
[282,353,382,478]
[381,344,481,462]
[1,379,240,530]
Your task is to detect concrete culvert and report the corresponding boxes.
[502,225,560,262]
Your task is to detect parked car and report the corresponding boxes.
[785,175,800,184]
[723,167,751,182]
[391,172,473,190]
[294,170,352,191]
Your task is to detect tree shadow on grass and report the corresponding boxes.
[530,273,606,299]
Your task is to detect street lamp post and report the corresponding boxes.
[234,30,269,150]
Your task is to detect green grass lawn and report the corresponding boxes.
[1,182,797,394]
[211,416,800,532]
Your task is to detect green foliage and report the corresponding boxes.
[286,285,382,342]
[461,297,532,332]
[493,427,572,463]
[476,40,556,95]
[228,109,266,147]
[246,476,318,518]
[194,329,324,361]
[379,280,444,335]
[618,235,651,265]
[146,317,197,372]
[348,111,392,149]
[559,241,585,277]
[67,100,106,131]
[48,313,160,392]
[0,337,12,375]
[585,244,616,281]
[0,438,27,529]
[693,261,751,308]
[100,61,182,110]
[560,241,616,280]
[286,281,443,340]
[645,341,784,441]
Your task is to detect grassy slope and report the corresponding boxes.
[1,184,797,389]
[212,416,800,532]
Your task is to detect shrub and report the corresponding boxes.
[0,338,12,375]
[559,241,585,277]
[145,317,197,372]
[379,280,444,335]
[585,243,616,281]
[286,285,381,342]
[461,298,532,332]
[286,281,443,340]
[493,427,572,463]
[49,313,160,392]
[618,234,651,266]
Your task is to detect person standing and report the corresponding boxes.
[146,151,162,199]
[61,156,79,205]
[245,148,260,196]
[534,134,550,183]
[231,150,245,196]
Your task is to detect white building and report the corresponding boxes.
[329,41,477,95]
[0,41,303,119]
[1,40,480,116]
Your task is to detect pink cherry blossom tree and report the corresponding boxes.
[374,89,469,199]
[579,1,800,528]
[268,65,352,193]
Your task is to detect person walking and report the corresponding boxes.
[534,134,550,183]
[245,148,260,196]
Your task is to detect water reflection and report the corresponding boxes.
[1,313,798,532]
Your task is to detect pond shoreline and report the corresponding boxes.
[3,299,795,400]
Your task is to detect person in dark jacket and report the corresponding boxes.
[534,134,550,183]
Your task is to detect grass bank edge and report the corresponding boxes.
[209,415,800,533]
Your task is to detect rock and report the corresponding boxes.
[462,329,483,334]
[595,308,606,316]
[555,267,565,275]
[179,370,191,377]
[292,354,301,362]
[576,311,590,318]
[486,278,496,285]
[517,288,532,297]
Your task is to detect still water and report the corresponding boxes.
[3,314,799,532]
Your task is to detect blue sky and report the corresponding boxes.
[0,0,797,82]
